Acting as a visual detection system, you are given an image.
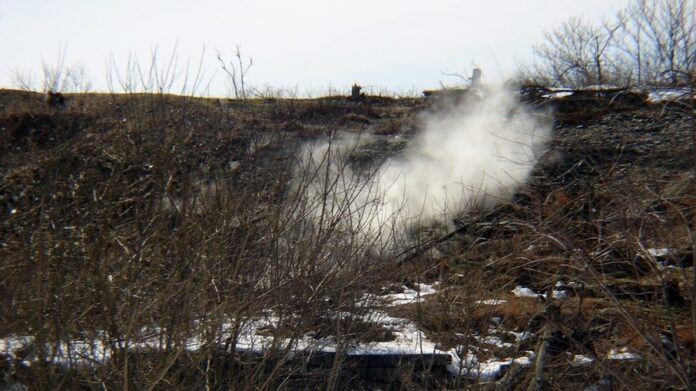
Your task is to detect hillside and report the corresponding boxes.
[1,87,695,390]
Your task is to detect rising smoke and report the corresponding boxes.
[298,85,551,248]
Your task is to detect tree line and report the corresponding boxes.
[524,0,695,88]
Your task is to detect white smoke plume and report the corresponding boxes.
[297,85,550,247]
[380,87,550,224]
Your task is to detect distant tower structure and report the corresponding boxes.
[470,68,483,88]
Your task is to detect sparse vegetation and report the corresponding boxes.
[1,78,695,389]
[218,45,254,99]
[11,44,93,94]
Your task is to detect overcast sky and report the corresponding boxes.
[0,0,629,96]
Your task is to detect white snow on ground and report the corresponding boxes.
[648,247,671,257]
[0,322,533,380]
[540,86,695,104]
[346,311,441,355]
[0,279,582,383]
[233,316,288,354]
[0,335,34,366]
[572,354,594,365]
[229,305,529,382]
[542,90,574,99]
[606,347,640,360]
[647,88,693,103]
[384,283,437,305]
[512,285,569,299]
[447,350,535,380]
[648,247,680,270]
[475,335,513,349]
[540,85,632,99]
[580,84,620,91]
[510,331,532,343]
[369,283,438,306]
[216,307,535,381]
[475,299,507,305]
[511,286,538,298]
[231,314,339,355]
[0,307,445,366]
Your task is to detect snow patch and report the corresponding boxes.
[647,88,693,103]
[476,299,506,305]
[648,247,671,257]
[512,285,569,299]
[572,354,594,365]
[372,283,438,306]
[447,349,535,380]
[347,311,441,355]
[475,335,513,349]
[542,88,574,99]
[580,84,620,91]
[607,347,640,360]
[511,286,538,298]
[510,330,532,343]
[228,161,241,171]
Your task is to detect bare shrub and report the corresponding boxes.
[218,45,254,99]
[9,68,36,91]
[0,91,403,389]
[531,17,622,88]
[525,0,695,87]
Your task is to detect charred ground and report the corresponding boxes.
[1,88,695,390]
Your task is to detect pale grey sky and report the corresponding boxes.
[0,0,629,96]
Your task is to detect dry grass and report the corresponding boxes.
[1,87,695,389]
